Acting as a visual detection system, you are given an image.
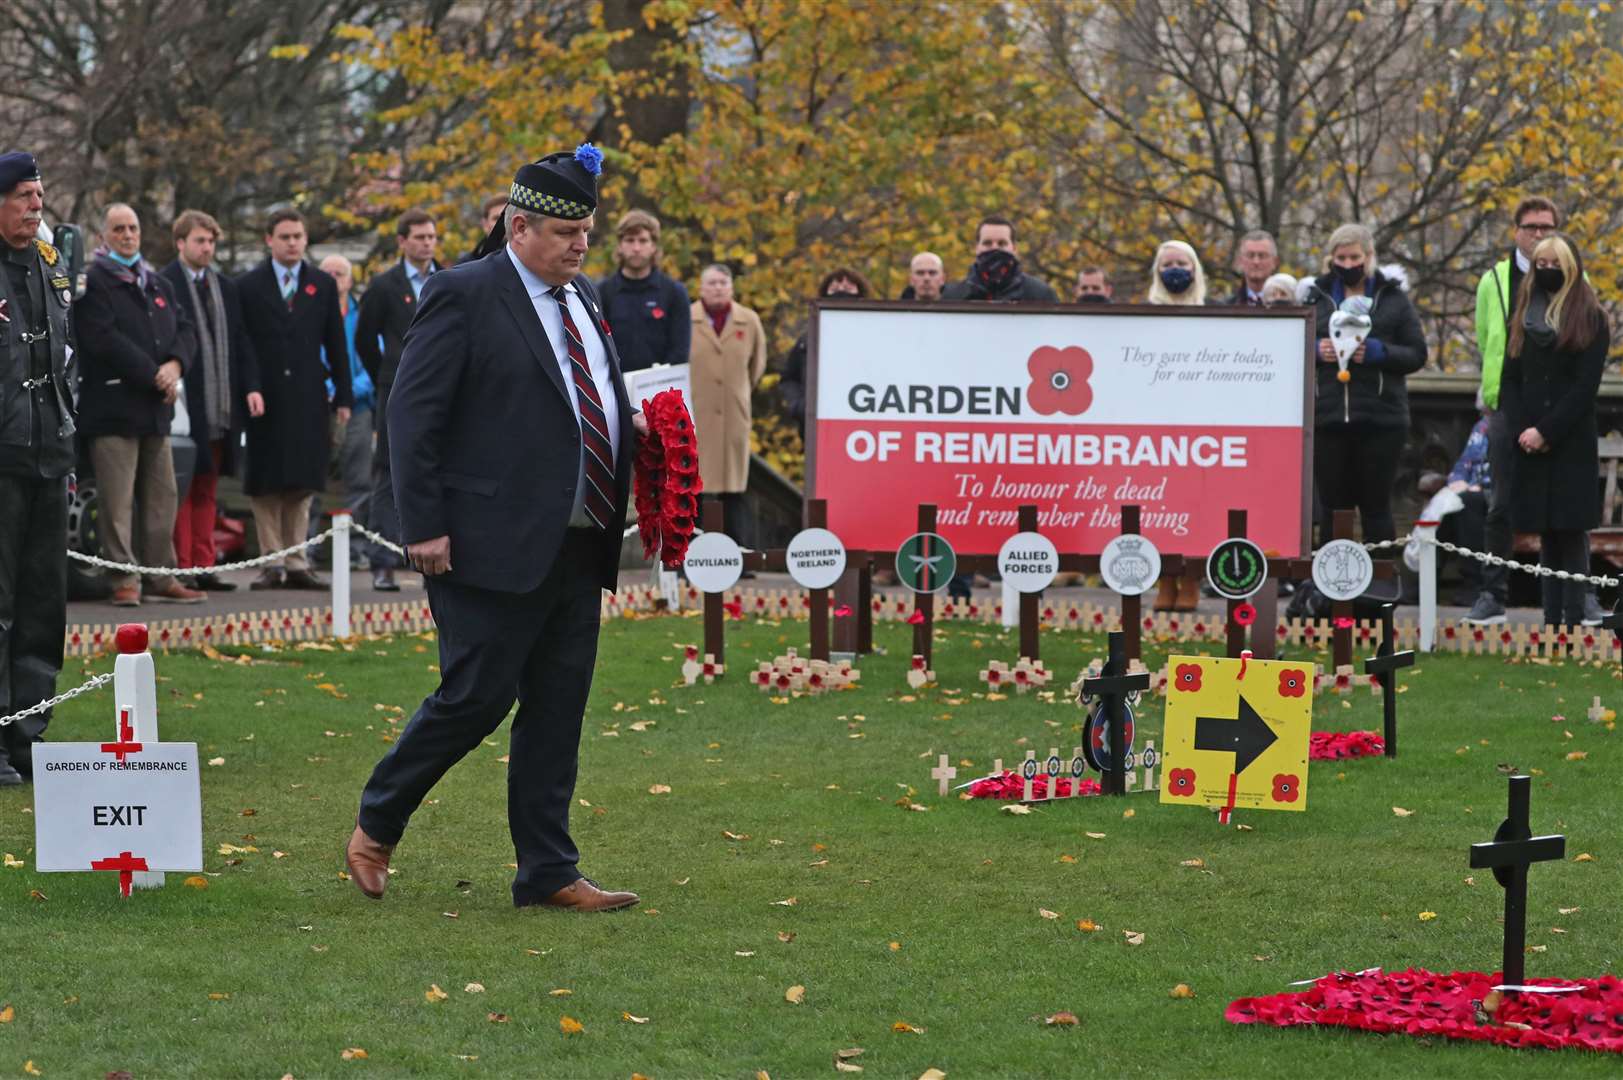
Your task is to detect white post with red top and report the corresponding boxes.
[112,623,163,890]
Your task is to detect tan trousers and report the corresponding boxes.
[89,435,179,592]
[249,491,314,571]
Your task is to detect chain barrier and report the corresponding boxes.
[66,527,338,577]
[1361,531,1620,587]
[0,672,113,728]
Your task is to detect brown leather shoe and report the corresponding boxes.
[525,877,639,912]
[345,824,395,900]
[250,567,286,590]
[110,585,141,607]
[148,580,206,604]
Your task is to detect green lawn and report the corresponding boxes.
[2,617,1619,1078]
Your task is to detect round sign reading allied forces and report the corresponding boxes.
[1099,533,1163,596]
[683,531,744,593]
[785,527,847,590]
[997,531,1058,593]
[895,532,957,594]
[1311,538,1375,602]
[1206,537,1268,600]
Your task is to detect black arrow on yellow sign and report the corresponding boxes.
[1193,694,1278,775]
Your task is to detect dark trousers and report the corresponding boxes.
[357,530,604,901]
[1481,409,1514,601]
[368,384,403,571]
[0,473,67,763]
[1313,424,1405,543]
[1539,529,1588,626]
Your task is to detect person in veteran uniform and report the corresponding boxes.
[347,145,648,912]
[0,152,76,785]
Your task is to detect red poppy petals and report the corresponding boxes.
[965,770,1102,800]
[303,283,317,295]
[1024,345,1094,416]
[1270,773,1300,803]
[1167,767,1196,796]
[1309,730,1385,760]
[1174,663,1203,692]
[1278,669,1308,697]
[632,388,703,567]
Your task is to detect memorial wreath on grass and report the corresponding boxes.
[634,389,702,567]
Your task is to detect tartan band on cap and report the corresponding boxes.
[509,181,592,220]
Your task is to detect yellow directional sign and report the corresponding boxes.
[1159,655,1313,815]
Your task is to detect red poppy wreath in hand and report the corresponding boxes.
[634,389,703,568]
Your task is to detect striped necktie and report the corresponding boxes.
[280,268,296,309]
[548,285,616,528]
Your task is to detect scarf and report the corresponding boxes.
[180,268,232,434]
[964,249,1025,300]
[704,301,731,336]
[1524,290,1557,349]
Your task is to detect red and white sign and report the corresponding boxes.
[808,303,1312,556]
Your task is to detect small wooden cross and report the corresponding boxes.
[1020,750,1040,803]
[1068,746,1086,798]
[1362,603,1414,758]
[1080,631,1150,795]
[932,754,957,797]
[1468,775,1566,987]
[1587,695,1609,725]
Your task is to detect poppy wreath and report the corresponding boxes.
[1309,730,1386,760]
[633,388,703,567]
[966,770,1102,800]
[1227,967,1623,1053]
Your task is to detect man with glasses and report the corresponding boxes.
[1463,197,1602,625]
[1226,229,1279,306]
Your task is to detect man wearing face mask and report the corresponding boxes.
[1074,267,1113,304]
[942,216,1058,303]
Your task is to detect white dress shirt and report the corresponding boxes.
[506,245,621,528]
[274,260,301,296]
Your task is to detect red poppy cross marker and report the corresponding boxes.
[90,851,150,898]
[99,707,143,763]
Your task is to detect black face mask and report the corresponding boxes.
[1534,267,1565,293]
[1078,293,1109,304]
[1332,262,1365,286]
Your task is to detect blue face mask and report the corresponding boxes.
[1159,266,1193,294]
[106,249,141,268]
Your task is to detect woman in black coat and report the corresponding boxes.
[1307,222,1428,545]
[1499,231,1609,627]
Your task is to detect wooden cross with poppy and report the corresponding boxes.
[1079,631,1149,796]
[1468,775,1565,988]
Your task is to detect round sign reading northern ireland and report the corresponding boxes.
[785,527,847,590]
[683,531,744,593]
[997,531,1058,593]
[1311,538,1375,602]
[895,532,957,594]
[1099,533,1163,596]
[1206,537,1268,600]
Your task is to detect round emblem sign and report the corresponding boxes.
[997,531,1058,593]
[1311,538,1375,602]
[1206,537,1268,600]
[1082,701,1137,773]
[1099,533,1162,596]
[785,527,847,590]
[895,532,957,594]
[682,531,744,593]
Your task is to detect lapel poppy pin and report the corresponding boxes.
[303,283,317,296]
[652,306,665,319]
[154,295,167,309]
[736,329,745,340]
[404,294,413,304]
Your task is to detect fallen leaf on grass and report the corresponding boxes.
[648,784,672,795]
[892,1021,925,1034]
[340,1047,369,1060]
[835,1047,865,1062]
[772,897,798,907]
[27,890,45,902]
[1574,853,1595,863]
[785,985,806,1005]
[723,830,751,841]
[1044,1011,1080,1026]
[559,1016,584,1034]
[1168,984,1195,999]
[1419,911,1437,921]
[1122,808,1135,819]
[1526,944,1549,954]
[1566,751,1588,761]
[1085,831,1106,840]
[1559,906,1581,915]
[1000,805,1032,816]
[1122,930,1145,946]
[1392,806,1414,817]
[0,1004,13,1023]
[622,1012,650,1024]
[736,951,757,957]
[835,1063,864,1074]
[1058,854,1077,864]
[1076,919,1100,933]
[1179,858,1205,868]
[23,1063,41,1077]
[1038,908,1061,920]
[918,1070,947,1080]
[464,982,484,994]
[889,941,902,951]
[1551,927,1567,934]
[549,988,573,997]
[488,1012,509,1023]
[3,854,25,868]
[425,984,449,1003]
[778,932,795,943]
[207,757,225,766]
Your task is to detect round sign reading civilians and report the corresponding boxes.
[683,531,744,593]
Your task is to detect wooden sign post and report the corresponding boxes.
[804,499,832,661]
[701,501,727,664]
[911,504,938,668]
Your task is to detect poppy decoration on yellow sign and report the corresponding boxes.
[1159,655,1313,820]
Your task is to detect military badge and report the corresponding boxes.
[34,239,58,266]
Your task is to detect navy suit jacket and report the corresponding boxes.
[388,249,634,594]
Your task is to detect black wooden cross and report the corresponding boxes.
[1080,631,1151,796]
[1361,603,1414,758]
[1467,775,1565,987]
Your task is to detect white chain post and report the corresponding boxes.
[1414,520,1438,653]
[113,624,164,890]
[331,510,352,639]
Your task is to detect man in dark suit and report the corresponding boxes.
[234,207,352,590]
[160,209,260,591]
[355,208,440,591]
[1226,229,1279,306]
[347,145,646,912]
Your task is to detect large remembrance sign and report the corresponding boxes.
[807,302,1313,557]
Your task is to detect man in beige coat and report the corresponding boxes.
[690,263,766,542]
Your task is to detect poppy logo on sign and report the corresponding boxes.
[1026,345,1094,416]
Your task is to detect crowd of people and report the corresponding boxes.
[0,140,1614,790]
